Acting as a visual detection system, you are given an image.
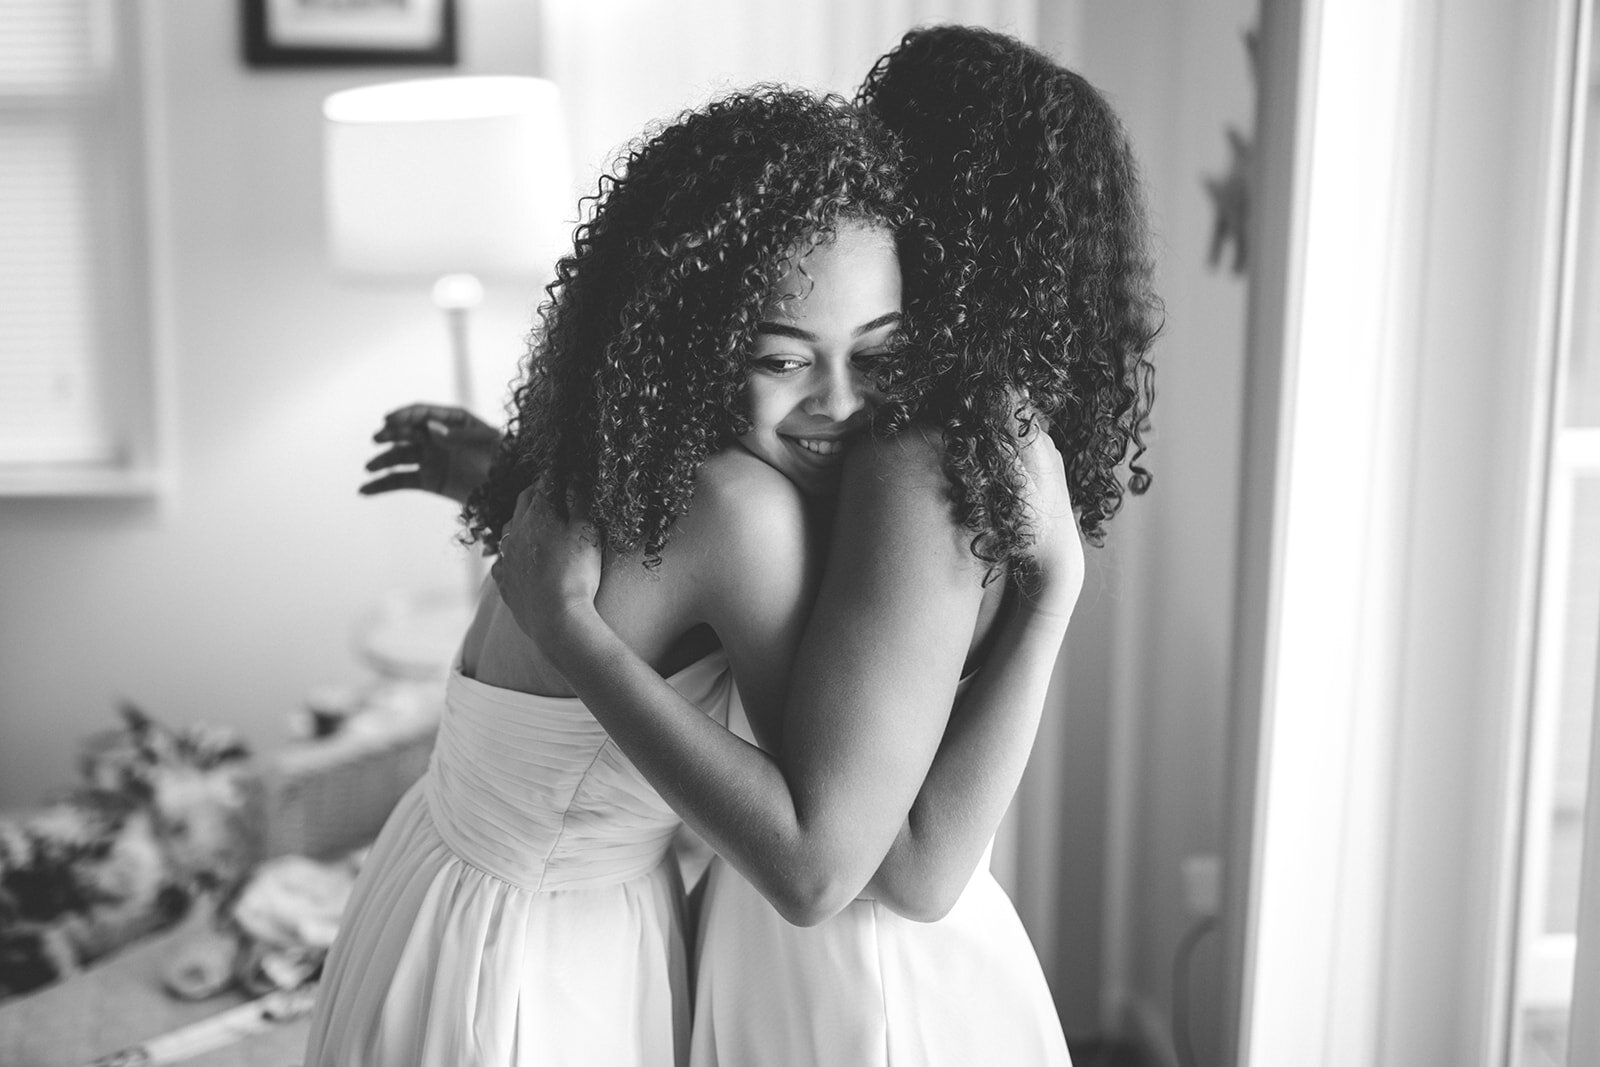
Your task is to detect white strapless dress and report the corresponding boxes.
[303,651,733,1067]
[688,690,1072,1066]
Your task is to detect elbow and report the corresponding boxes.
[774,872,961,927]
[775,898,832,928]
[895,896,958,924]
[877,877,961,924]
[870,858,973,922]
[770,873,858,928]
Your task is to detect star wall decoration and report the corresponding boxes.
[1204,27,1257,276]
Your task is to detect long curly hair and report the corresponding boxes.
[463,88,912,562]
[859,25,1161,561]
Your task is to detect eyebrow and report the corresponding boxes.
[756,311,902,342]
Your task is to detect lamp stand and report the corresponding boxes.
[433,273,488,601]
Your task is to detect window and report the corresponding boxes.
[0,0,160,494]
[1510,10,1600,1062]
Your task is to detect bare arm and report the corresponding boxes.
[862,427,1083,917]
[498,433,1078,924]
[750,428,1083,920]
[496,454,833,922]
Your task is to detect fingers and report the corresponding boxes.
[364,445,421,473]
[358,471,424,496]
[373,403,460,443]
[561,487,600,547]
[564,484,594,520]
[373,406,427,443]
[509,484,540,524]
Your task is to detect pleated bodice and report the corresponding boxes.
[426,650,732,892]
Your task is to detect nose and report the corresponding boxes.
[803,358,872,423]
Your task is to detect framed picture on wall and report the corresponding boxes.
[242,0,458,68]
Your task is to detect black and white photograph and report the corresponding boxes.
[1,1,1595,1065]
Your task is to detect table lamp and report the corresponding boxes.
[324,75,572,639]
[323,75,572,414]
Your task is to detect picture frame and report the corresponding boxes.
[242,0,458,68]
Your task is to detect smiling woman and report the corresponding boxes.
[738,221,901,496]
[301,88,971,1066]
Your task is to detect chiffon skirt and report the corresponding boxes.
[302,784,690,1066]
[689,855,1072,1066]
[304,653,733,1066]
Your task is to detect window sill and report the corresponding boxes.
[0,464,166,498]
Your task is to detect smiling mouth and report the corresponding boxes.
[791,437,845,457]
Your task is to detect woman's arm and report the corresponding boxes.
[498,432,1077,925]
[862,427,1083,918]
[496,455,839,923]
[751,426,1082,921]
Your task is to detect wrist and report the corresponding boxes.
[541,596,609,666]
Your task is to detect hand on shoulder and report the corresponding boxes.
[491,485,602,651]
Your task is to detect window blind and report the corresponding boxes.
[0,0,123,466]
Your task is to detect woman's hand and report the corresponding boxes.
[1014,418,1085,624]
[491,486,603,649]
[360,403,501,505]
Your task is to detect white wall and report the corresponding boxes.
[0,0,544,808]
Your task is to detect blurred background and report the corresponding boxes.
[2,1,1597,1065]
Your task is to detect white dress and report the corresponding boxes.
[688,691,1072,1066]
[304,651,734,1067]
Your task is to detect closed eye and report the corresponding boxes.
[851,330,904,364]
[750,355,808,375]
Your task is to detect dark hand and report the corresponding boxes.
[360,404,501,505]
[490,486,603,649]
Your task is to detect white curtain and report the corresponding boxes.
[541,0,1038,197]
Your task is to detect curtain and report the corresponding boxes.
[541,0,1038,196]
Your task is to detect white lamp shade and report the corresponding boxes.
[323,76,573,281]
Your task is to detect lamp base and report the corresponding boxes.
[433,274,488,599]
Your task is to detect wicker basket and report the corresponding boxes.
[256,686,444,861]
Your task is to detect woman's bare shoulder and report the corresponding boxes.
[684,448,811,547]
[697,446,806,497]
[588,450,811,661]
[661,448,818,654]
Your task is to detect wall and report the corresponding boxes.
[0,0,545,808]
[1043,0,1259,1060]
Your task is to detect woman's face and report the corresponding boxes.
[738,221,901,498]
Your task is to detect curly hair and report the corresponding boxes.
[859,25,1161,561]
[463,88,913,562]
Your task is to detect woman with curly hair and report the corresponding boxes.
[305,89,916,1066]
[491,25,1158,1067]
[309,82,1087,1066]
